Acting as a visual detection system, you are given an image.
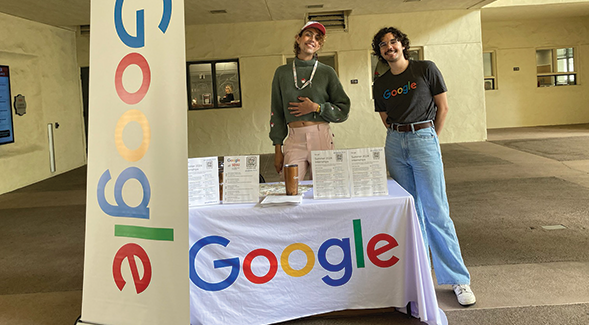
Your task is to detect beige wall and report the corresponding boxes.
[0,13,86,194]
[186,10,487,157]
[482,17,589,128]
[0,9,489,194]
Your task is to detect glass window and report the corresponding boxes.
[408,49,421,61]
[215,61,240,107]
[188,63,213,109]
[187,59,242,110]
[536,49,553,74]
[483,51,497,90]
[556,48,574,73]
[536,47,576,87]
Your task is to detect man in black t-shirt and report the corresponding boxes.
[372,26,476,307]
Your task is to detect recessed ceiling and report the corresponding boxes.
[482,2,589,22]
[1,0,587,29]
[0,0,494,28]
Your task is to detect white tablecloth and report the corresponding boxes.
[189,180,446,325]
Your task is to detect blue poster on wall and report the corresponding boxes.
[0,65,15,145]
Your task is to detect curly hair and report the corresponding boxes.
[371,27,410,64]
[293,27,326,58]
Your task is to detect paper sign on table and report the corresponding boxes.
[311,150,351,199]
[222,155,260,204]
[349,147,388,197]
[312,147,388,199]
[188,157,220,207]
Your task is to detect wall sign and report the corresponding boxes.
[14,94,26,116]
[0,66,15,145]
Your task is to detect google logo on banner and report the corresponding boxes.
[95,0,173,294]
[190,219,400,292]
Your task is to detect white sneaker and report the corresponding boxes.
[453,284,476,306]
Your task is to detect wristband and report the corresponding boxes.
[316,104,321,113]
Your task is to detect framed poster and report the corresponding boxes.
[0,65,15,145]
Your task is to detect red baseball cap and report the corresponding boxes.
[301,21,326,35]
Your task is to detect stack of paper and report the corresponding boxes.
[259,195,303,207]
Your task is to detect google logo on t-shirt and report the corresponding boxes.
[383,81,417,99]
[190,219,400,291]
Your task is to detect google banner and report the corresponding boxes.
[189,182,447,325]
[79,0,189,324]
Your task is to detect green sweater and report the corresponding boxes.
[269,57,351,145]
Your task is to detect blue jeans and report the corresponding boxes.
[385,126,470,285]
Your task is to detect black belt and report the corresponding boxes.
[391,121,433,132]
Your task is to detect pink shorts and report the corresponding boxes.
[283,123,334,180]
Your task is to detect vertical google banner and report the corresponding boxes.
[80,0,189,324]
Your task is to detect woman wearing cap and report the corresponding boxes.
[269,21,351,180]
